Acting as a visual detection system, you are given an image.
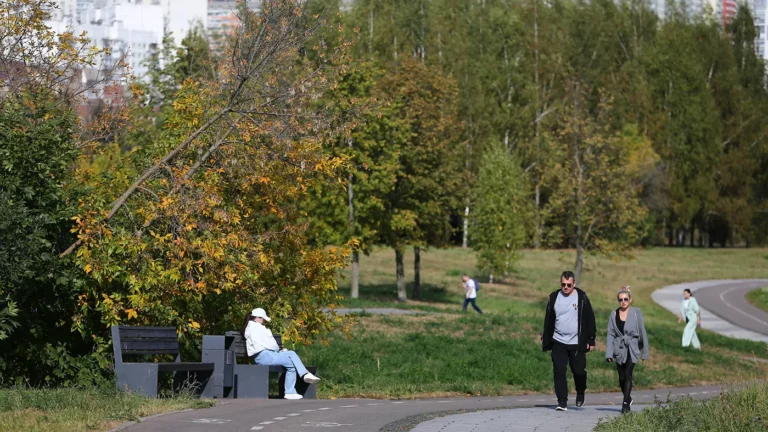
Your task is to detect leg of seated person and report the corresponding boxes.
[255,350,299,395]
[281,350,310,378]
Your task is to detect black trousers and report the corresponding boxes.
[616,359,635,404]
[551,341,587,403]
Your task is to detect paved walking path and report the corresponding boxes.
[332,308,424,316]
[410,405,651,432]
[651,279,768,343]
[122,385,718,432]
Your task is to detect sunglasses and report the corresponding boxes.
[561,283,573,288]
[618,298,630,302]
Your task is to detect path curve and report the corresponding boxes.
[651,279,768,343]
[121,385,720,432]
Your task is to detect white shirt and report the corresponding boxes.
[244,321,279,356]
[465,279,477,299]
[553,290,579,345]
[683,299,691,316]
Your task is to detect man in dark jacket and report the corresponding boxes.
[541,271,596,411]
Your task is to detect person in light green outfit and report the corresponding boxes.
[678,288,701,349]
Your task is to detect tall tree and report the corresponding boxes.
[375,59,462,301]
[470,144,530,281]
[546,85,658,285]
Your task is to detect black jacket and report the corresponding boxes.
[541,287,597,353]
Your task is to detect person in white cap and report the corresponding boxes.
[242,307,321,400]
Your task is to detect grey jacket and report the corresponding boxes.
[606,306,649,364]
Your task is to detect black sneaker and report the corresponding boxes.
[621,402,630,414]
[575,392,585,407]
[556,402,568,411]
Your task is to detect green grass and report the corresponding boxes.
[746,286,768,313]
[296,247,768,398]
[0,388,213,432]
[594,381,768,431]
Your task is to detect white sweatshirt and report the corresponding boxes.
[465,279,477,299]
[244,321,279,356]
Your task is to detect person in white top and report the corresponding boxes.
[242,308,321,400]
[462,274,483,314]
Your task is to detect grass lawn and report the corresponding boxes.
[594,381,768,431]
[746,286,768,313]
[296,247,768,399]
[0,388,213,432]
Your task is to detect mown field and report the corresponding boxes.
[297,247,768,399]
[746,286,768,313]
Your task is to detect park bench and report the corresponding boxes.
[111,326,214,398]
[201,331,317,399]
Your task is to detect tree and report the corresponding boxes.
[546,85,658,285]
[305,61,401,299]
[470,144,530,281]
[0,0,122,384]
[66,0,356,352]
[374,59,462,301]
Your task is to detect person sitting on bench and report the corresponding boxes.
[242,307,321,400]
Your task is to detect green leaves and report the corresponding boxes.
[471,144,530,278]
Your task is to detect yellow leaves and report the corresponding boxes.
[126,309,138,320]
[190,320,201,329]
[84,263,92,274]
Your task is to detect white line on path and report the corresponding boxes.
[250,427,264,431]
[288,413,301,416]
[366,403,383,406]
[340,405,359,408]
[720,286,768,326]
[274,417,287,420]
[301,409,316,412]
[318,407,332,410]
[259,421,274,425]
[392,402,405,404]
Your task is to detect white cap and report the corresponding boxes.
[251,308,271,322]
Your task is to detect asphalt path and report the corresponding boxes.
[694,280,768,336]
[120,385,721,432]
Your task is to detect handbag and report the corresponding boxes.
[634,309,644,350]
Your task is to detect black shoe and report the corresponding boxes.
[576,392,585,407]
[555,402,568,411]
[621,402,630,414]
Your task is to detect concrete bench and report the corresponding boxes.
[112,326,214,398]
[201,331,317,399]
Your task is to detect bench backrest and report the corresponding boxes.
[225,331,282,358]
[112,326,180,364]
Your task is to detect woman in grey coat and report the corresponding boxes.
[606,286,649,414]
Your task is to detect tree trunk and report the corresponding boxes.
[668,224,674,247]
[413,246,421,300]
[368,7,374,55]
[689,224,694,247]
[534,184,541,248]
[462,206,469,248]
[532,0,542,250]
[347,139,359,299]
[351,250,359,299]
[574,240,584,288]
[661,216,666,246]
[395,248,406,302]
